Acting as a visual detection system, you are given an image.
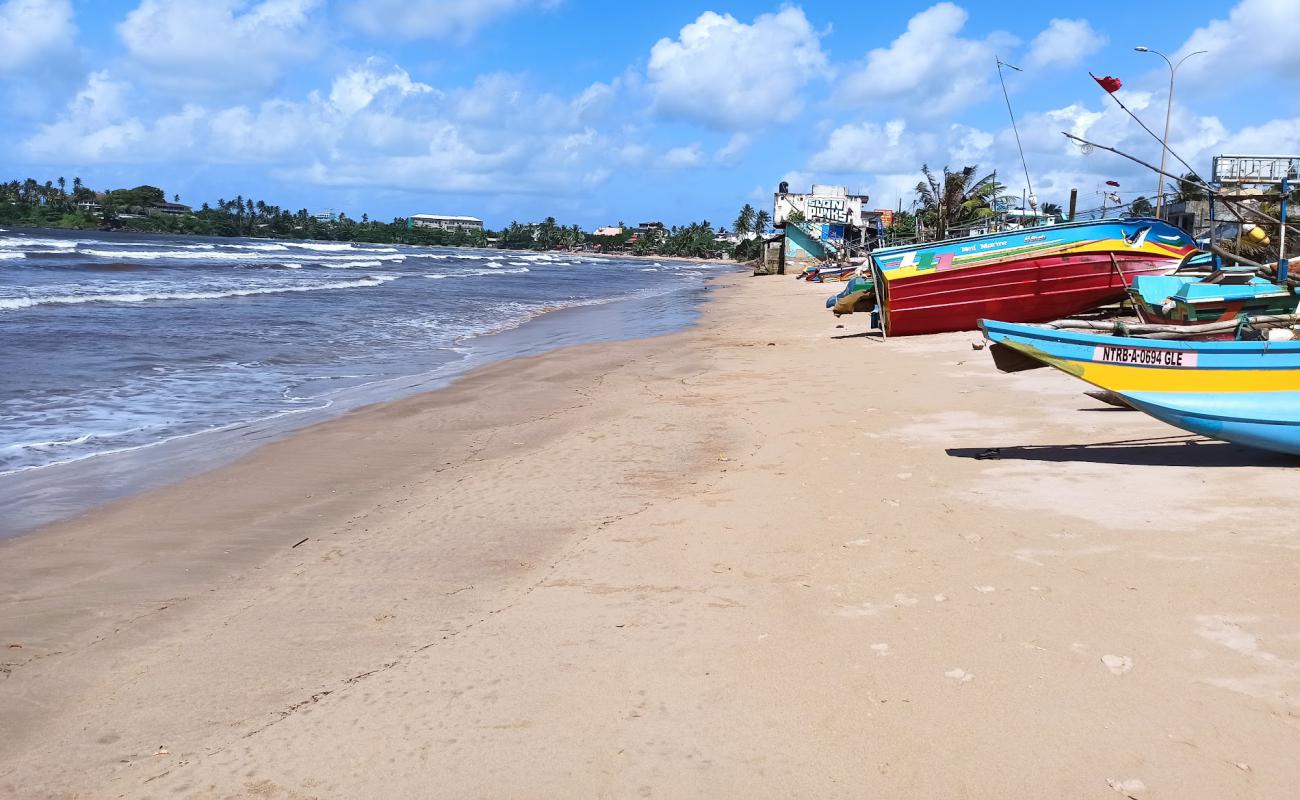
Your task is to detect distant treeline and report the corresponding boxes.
[0,176,734,257]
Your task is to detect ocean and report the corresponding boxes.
[0,228,732,535]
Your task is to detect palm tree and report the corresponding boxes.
[1129,196,1154,217]
[1168,172,1207,203]
[1040,202,1063,221]
[753,210,771,236]
[915,164,1002,240]
[733,204,755,236]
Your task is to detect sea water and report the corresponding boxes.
[0,228,731,535]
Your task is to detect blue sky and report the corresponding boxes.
[2,0,1298,229]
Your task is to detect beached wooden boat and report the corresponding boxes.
[826,274,874,316]
[979,319,1300,456]
[868,218,1198,336]
[800,263,856,282]
[1129,272,1297,328]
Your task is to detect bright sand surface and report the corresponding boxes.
[3,274,1299,798]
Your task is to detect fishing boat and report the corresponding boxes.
[866,217,1198,336]
[826,273,874,315]
[1128,271,1297,329]
[979,319,1300,456]
[800,262,857,282]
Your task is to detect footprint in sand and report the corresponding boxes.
[973,585,996,593]
[892,593,919,607]
[871,643,890,656]
[1101,654,1133,675]
[945,668,974,683]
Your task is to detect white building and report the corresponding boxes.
[410,214,484,232]
[773,183,871,228]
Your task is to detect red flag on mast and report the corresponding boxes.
[1090,72,1122,93]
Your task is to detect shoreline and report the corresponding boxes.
[3,274,1299,797]
[2,223,740,265]
[0,267,730,539]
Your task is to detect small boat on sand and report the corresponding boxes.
[1129,271,1297,329]
[979,319,1300,456]
[801,262,857,282]
[866,218,1197,336]
[826,274,874,316]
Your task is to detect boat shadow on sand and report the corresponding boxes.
[946,435,1297,468]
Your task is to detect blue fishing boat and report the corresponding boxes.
[979,319,1300,456]
[1129,271,1297,329]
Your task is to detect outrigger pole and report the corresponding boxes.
[1062,132,1300,239]
[996,58,1036,216]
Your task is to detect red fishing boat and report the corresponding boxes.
[866,218,1198,336]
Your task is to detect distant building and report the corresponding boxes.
[147,201,192,217]
[593,225,624,237]
[313,210,340,223]
[409,214,484,232]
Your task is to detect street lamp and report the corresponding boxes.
[1135,45,1208,219]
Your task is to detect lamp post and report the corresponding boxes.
[1134,45,1207,219]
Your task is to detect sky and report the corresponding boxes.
[2,0,1299,229]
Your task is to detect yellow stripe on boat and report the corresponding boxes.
[1006,342,1300,393]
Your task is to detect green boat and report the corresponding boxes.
[826,274,874,316]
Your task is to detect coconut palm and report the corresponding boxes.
[733,203,755,236]
[753,209,771,236]
[915,164,1003,240]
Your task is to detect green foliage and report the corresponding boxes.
[0,174,489,248]
[1039,202,1063,221]
[883,209,917,242]
[2,173,728,260]
[733,204,755,235]
[1129,196,1154,217]
[915,164,1002,239]
[1169,172,1208,203]
[106,185,166,210]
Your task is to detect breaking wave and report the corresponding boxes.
[0,275,399,311]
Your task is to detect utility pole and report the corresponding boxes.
[1134,45,1207,219]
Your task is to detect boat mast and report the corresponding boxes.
[996,57,1037,223]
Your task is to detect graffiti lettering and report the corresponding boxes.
[805,197,850,224]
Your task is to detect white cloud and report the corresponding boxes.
[843,2,1012,118]
[1024,18,1107,70]
[660,143,704,169]
[1173,0,1300,90]
[329,59,434,114]
[810,120,912,173]
[343,0,558,42]
[716,133,752,164]
[117,0,321,93]
[21,63,622,197]
[647,8,827,130]
[0,0,74,71]
[809,119,996,176]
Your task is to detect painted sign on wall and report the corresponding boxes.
[805,196,850,224]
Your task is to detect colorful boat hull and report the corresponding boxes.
[1129,273,1297,328]
[979,319,1300,456]
[870,218,1197,336]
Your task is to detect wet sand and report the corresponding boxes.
[2,274,1298,798]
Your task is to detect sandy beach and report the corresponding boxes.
[3,273,1299,798]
